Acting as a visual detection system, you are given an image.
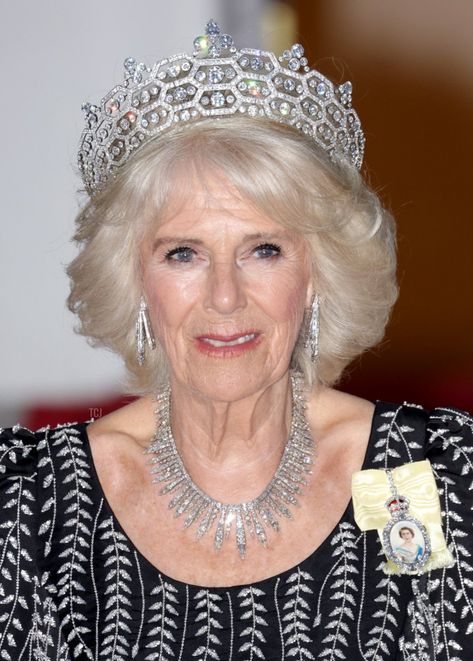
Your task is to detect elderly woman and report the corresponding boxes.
[1,20,472,661]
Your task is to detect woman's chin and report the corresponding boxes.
[172,362,281,404]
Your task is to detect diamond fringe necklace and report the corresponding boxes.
[145,371,315,558]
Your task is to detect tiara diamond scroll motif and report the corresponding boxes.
[79,20,365,195]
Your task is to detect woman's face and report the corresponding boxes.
[140,175,313,402]
[400,529,413,542]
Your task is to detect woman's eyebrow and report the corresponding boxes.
[152,237,204,252]
[241,231,292,242]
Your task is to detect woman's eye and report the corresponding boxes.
[164,246,196,263]
[253,243,281,259]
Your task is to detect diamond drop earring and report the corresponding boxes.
[305,294,320,363]
[136,296,156,365]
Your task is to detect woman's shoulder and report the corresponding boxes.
[306,387,473,474]
[0,421,88,480]
[369,399,473,464]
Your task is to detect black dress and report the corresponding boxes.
[1,401,472,660]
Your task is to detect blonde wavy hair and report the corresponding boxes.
[67,117,397,393]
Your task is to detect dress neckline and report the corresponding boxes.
[78,400,383,592]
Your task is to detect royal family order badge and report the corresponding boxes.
[382,470,431,572]
[352,459,454,575]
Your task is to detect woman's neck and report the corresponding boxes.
[167,372,294,498]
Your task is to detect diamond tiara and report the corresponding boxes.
[78,19,365,196]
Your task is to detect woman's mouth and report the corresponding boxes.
[195,332,261,356]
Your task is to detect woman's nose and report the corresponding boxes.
[204,259,246,315]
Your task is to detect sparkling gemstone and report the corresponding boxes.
[208,66,224,83]
[282,50,291,60]
[180,110,190,120]
[208,45,221,58]
[219,34,233,49]
[210,91,225,107]
[265,62,274,71]
[141,119,149,127]
[300,57,308,66]
[333,111,342,122]
[130,136,140,147]
[195,70,206,82]
[165,94,174,103]
[119,119,130,130]
[201,96,210,106]
[187,85,196,95]
[279,102,290,116]
[125,111,137,123]
[149,112,159,123]
[247,80,261,96]
[340,81,352,95]
[283,79,295,92]
[274,76,283,86]
[225,67,235,79]
[168,65,180,78]
[175,87,187,101]
[239,56,249,68]
[262,87,270,96]
[226,95,235,104]
[250,57,263,71]
[182,61,191,71]
[247,105,258,117]
[150,86,159,96]
[288,58,300,71]
[309,105,317,116]
[140,91,150,103]
[237,81,247,91]
[158,71,166,80]
[194,36,208,55]
[317,82,327,95]
[124,57,136,72]
[112,146,120,156]
[206,19,220,35]
[296,84,303,93]
[105,99,120,115]
[291,44,304,58]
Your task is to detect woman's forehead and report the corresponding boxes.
[149,171,289,234]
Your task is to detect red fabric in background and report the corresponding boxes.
[23,375,472,430]
[25,395,136,430]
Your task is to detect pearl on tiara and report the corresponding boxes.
[78,19,365,196]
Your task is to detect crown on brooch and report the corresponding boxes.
[78,19,365,196]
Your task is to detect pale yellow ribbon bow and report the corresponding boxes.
[352,459,455,574]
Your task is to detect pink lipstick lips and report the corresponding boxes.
[195,331,261,357]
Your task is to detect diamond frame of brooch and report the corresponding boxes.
[382,513,432,573]
[382,483,432,574]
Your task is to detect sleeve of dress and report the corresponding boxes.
[421,407,473,660]
[0,426,56,660]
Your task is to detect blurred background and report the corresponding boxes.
[1,0,472,428]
